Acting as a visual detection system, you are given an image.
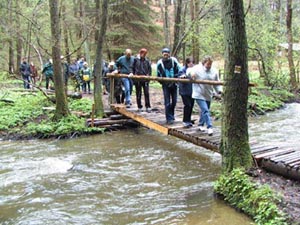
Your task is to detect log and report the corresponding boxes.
[107,73,257,87]
[86,119,131,127]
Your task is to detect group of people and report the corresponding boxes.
[21,48,221,135]
[41,56,93,93]
[109,47,222,136]
[19,58,39,89]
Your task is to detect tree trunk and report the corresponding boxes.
[286,0,297,90]
[220,0,252,172]
[8,0,15,73]
[190,0,200,63]
[80,1,90,65]
[94,0,108,118]
[15,0,22,76]
[49,0,70,120]
[172,0,182,57]
[160,0,170,47]
[61,4,70,64]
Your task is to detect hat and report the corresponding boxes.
[83,62,88,66]
[108,61,114,66]
[162,48,170,53]
[60,55,64,59]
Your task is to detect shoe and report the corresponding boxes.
[166,120,174,125]
[126,104,131,108]
[137,108,143,112]
[183,122,193,128]
[146,107,151,113]
[199,126,206,132]
[207,128,213,136]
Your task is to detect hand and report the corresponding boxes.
[128,73,133,77]
[112,70,118,74]
[179,74,186,78]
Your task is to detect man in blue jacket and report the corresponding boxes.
[157,48,181,124]
[19,58,32,89]
[114,49,134,108]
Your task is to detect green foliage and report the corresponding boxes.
[0,89,104,138]
[214,168,288,225]
[0,91,46,131]
[25,114,103,137]
[69,97,93,112]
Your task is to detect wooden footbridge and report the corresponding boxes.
[88,74,300,180]
[87,103,300,181]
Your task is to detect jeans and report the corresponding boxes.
[45,76,54,89]
[22,75,31,89]
[82,81,91,93]
[122,77,131,105]
[162,84,177,122]
[195,99,212,128]
[181,95,194,124]
[135,81,151,109]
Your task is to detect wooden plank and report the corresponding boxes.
[251,146,278,154]
[254,149,295,159]
[112,104,169,135]
[270,150,296,161]
[107,73,257,87]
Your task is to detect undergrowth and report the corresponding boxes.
[214,168,288,225]
[0,89,104,138]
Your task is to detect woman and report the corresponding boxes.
[178,57,194,128]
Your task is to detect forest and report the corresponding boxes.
[1,0,300,83]
[1,1,300,224]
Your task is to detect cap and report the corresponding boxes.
[109,61,114,66]
[162,48,170,54]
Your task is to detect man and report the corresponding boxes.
[130,48,152,112]
[19,58,31,89]
[114,49,134,108]
[42,59,54,90]
[69,57,81,92]
[156,48,181,124]
[191,56,222,136]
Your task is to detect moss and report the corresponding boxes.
[214,168,288,225]
[0,89,104,139]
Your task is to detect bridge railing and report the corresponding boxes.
[106,73,256,105]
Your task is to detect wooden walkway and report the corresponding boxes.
[88,104,300,181]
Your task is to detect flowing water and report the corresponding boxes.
[1,103,299,225]
[0,132,251,224]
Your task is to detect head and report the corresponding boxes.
[22,57,27,63]
[83,62,88,68]
[108,61,114,69]
[139,48,148,58]
[72,57,77,64]
[161,48,170,59]
[60,55,65,62]
[202,56,213,71]
[125,49,132,58]
[185,57,194,68]
[49,59,53,64]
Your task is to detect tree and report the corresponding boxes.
[286,0,297,90]
[49,0,70,120]
[220,0,252,172]
[93,0,108,118]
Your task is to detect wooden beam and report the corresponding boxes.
[107,73,257,87]
[111,104,169,135]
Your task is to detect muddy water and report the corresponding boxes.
[0,129,253,224]
[249,103,300,149]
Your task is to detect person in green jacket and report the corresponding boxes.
[42,59,54,90]
[80,62,92,94]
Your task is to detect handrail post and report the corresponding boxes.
[109,76,115,108]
